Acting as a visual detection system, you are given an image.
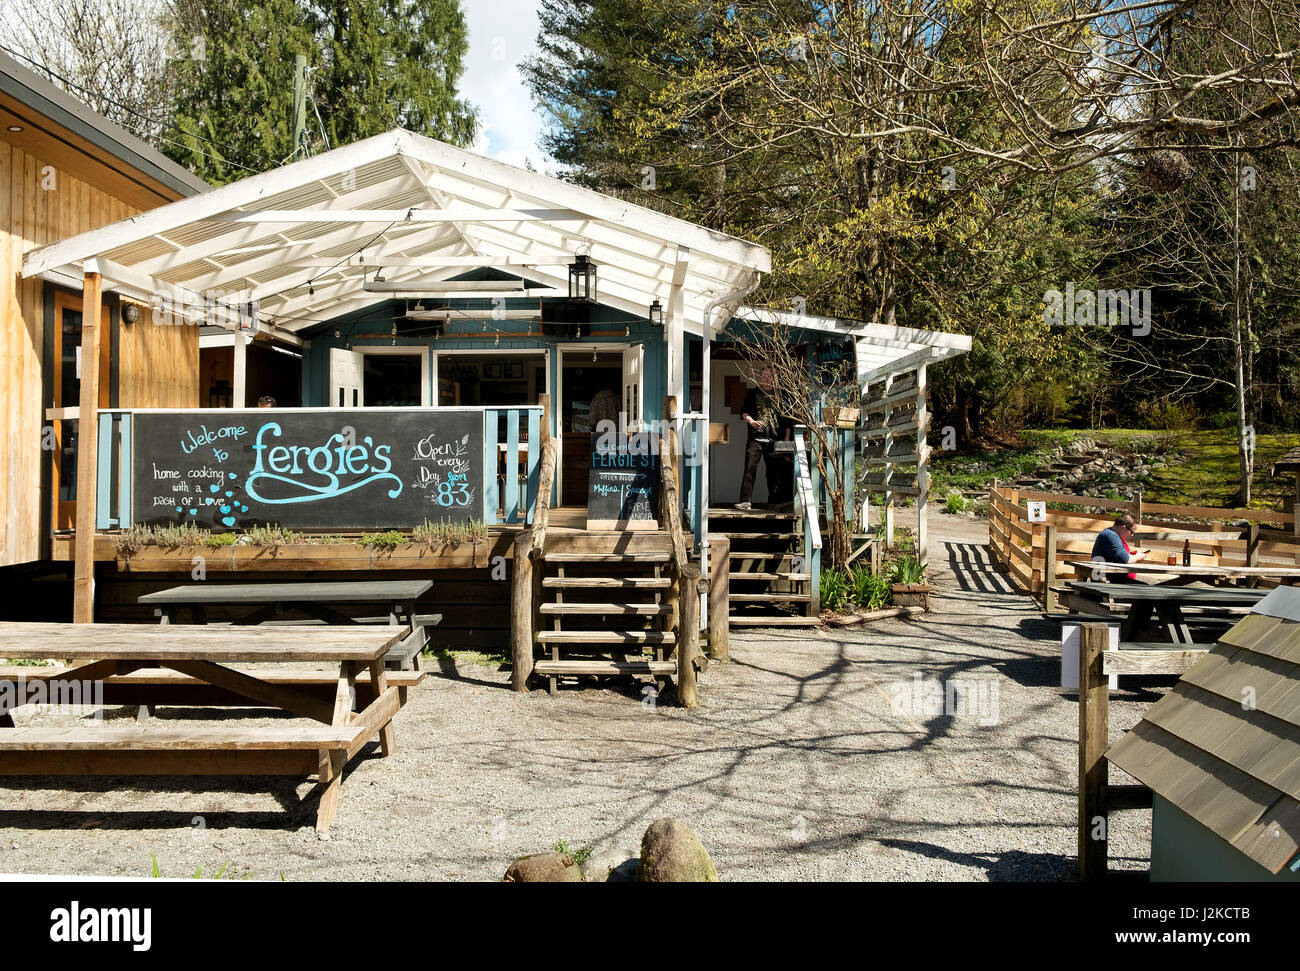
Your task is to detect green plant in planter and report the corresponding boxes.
[888,556,926,585]
[411,518,488,548]
[205,532,238,548]
[850,564,892,610]
[357,530,406,550]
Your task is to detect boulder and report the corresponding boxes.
[636,818,718,882]
[503,852,585,882]
[606,858,640,882]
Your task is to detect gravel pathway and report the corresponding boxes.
[0,513,1164,881]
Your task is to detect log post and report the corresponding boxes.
[1044,524,1059,612]
[708,536,730,661]
[73,272,104,624]
[677,563,700,709]
[510,531,535,692]
[1078,622,1110,882]
[1246,522,1260,567]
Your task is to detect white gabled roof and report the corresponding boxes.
[732,307,972,385]
[23,128,770,335]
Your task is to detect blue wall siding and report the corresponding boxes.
[300,298,669,432]
[1151,795,1300,882]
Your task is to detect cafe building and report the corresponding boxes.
[9,115,970,692]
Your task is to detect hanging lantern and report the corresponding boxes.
[648,298,665,327]
[568,253,597,302]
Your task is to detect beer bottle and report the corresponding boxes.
[1182,539,1192,566]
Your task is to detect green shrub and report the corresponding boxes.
[850,564,892,610]
[357,530,406,550]
[819,568,852,612]
[943,491,968,515]
[888,556,926,585]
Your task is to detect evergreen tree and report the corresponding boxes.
[163,0,475,184]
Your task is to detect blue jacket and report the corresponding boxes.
[1091,527,1131,564]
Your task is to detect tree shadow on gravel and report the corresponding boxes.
[876,838,1077,882]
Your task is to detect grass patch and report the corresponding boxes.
[552,839,593,867]
[422,645,508,667]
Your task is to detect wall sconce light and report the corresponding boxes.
[648,299,664,327]
[122,303,141,324]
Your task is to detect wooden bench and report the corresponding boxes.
[0,726,362,825]
[138,581,437,671]
[0,623,409,832]
[0,667,427,713]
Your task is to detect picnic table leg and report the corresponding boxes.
[1154,603,1193,644]
[1120,600,1152,641]
[367,660,396,757]
[316,660,359,834]
[316,749,346,834]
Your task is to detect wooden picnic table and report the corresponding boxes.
[0,623,413,832]
[138,580,437,671]
[1066,559,1300,586]
[1066,580,1267,644]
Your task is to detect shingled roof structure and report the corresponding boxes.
[1107,586,1300,875]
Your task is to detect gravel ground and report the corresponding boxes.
[0,512,1164,881]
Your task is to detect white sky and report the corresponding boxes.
[459,1,553,171]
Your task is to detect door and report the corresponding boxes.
[622,343,644,434]
[51,291,111,530]
[330,347,364,408]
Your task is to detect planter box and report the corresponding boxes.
[891,583,931,609]
[822,405,859,429]
[119,540,485,573]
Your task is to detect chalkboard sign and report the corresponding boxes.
[131,408,485,529]
[586,433,660,529]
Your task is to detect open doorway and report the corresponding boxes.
[559,350,623,506]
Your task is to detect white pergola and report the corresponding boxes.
[23,127,772,410]
[733,307,974,566]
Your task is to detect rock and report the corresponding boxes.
[606,858,640,882]
[503,852,585,882]
[637,818,718,882]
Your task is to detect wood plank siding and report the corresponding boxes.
[1,141,198,567]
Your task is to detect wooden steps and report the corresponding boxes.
[730,615,820,627]
[534,660,676,677]
[543,552,671,563]
[542,577,672,589]
[713,532,799,541]
[539,603,672,616]
[711,506,816,625]
[538,630,675,645]
[531,530,681,697]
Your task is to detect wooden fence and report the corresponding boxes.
[989,484,1300,605]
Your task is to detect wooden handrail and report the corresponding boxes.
[661,397,698,709]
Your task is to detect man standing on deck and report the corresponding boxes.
[735,367,790,510]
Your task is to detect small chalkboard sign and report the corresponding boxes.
[586,433,660,529]
[131,408,485,530]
